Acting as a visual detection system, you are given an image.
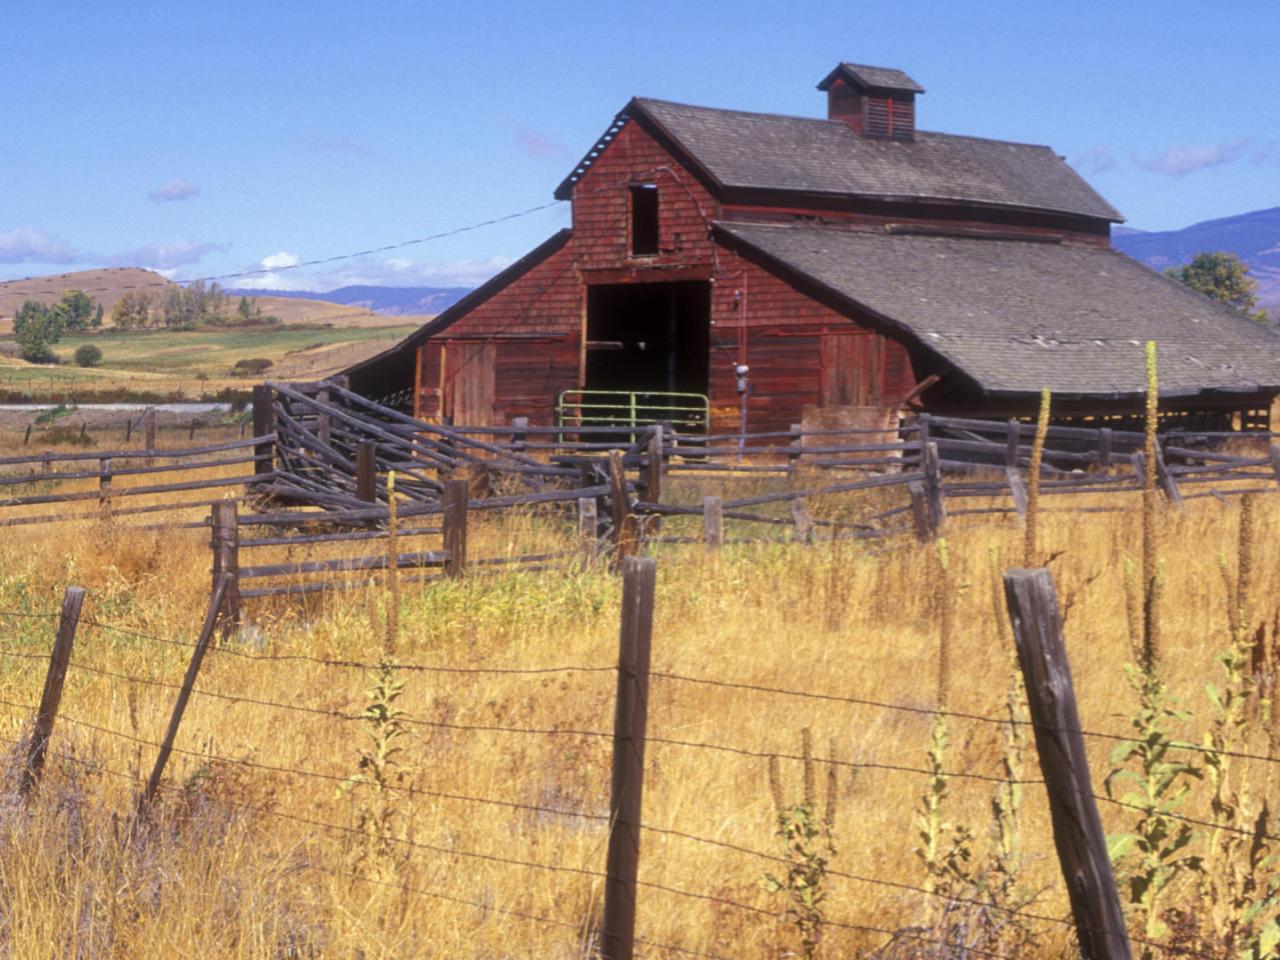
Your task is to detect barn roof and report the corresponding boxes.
[715,221,1280,398]
[556,99,1122,223]
[816,62,924,93]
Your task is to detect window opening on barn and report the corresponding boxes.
[630,184,659,256]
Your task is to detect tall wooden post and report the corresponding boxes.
[608,450,636,563]
[144,407,157,466]
[355,440,377,502]
[251,386,273,481]
[602,557,657,960]
[578,496,599,566]
[21,585,86,796]
[510,416,529,454]
[1098,427,1113,469]
[1005,419,1021,469]
[140,574,231,809]
[790,498,814,543]
[703,495,724,547]
[443,479,469,577]
[211,501,241,632]
[98,458,112,512]
[788,422,803,477]
[642,426,663,533]
[922,440,946,535]
[1003,568,1132,960]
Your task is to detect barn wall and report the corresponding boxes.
[704,248,917,433]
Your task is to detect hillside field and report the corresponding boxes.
[0,322,418,401]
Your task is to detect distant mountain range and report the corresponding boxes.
[1112,206,1280,313]
[228,285,471,317]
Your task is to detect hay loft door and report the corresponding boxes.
[584,281,711,395]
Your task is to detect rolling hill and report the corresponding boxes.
[227,285,470,316]
[1112,206,1280,313]
[0,269,414,330]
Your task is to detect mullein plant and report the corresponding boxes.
[1023,389,1051,567]
[1200,495,1280,956]
[764,729,839,960]
[1107,341,1202,958]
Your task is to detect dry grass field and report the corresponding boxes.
[0,452,1275,958]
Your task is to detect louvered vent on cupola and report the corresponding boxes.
[816,62,924,142]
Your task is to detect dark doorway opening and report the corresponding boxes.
[585,281,710,395]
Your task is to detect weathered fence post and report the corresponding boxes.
[188,418,197,441]
[41,450,51,477]
[1007,468,1029,519]
[144,407,157,466]
[578,496,599,565]
[251,386,273,482]
[211,501,241,632]
[1005,419,1021,469]
[1098,427,1113,469]
[607,449,636,563]
[355,440,378,502]
[1269,445,1280,487]
[98,458,112,512]
[642,426,663,534]
[510,416,529,454]
[703,495,724,547]
[1003,568,1132,960]
[140,573,231,810]
[909,441,946,540]
[602,556,657,960]
[790,497,814,543]
[788,423,803,476]
[23,424,31,446]
[124,418,133,443]
[443,478,469,577]
[1154,444,1184,507]
[21,585,85,797]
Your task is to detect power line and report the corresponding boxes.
[0,201,566,299]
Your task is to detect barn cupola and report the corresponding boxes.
[817,62,923,142]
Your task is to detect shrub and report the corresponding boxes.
[232,357,274,377]
[74,344,103,368]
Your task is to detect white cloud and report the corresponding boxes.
[0,227,81,264]
[148,178,201,203]
[1141,140,1250,177]
[261,251,301,270]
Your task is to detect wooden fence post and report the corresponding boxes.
[1154,445,1184,507]
[1269,445,1280,487]
[602,556,657,960]
[144,408,156,466]
[920,441,945,536]
[703,495,724,547]
[23,424,31,446]
[1007,467,1029,519]
[188,418,196,441]
[98,458,112,512]
[608,450,636,563]
[140,573,231,810]
[510,416,529,454]
[788,423,803,476]
[642,426,663,534]
[1005,419,1021,469]
[1003,568,1132,960]
[578,496,599,565]
[251,385,274,481]
[1098,427,1113,469]
[21,585,85,797]
[356,440,378,502]
[211,501,241,632]
[41,450,51,477]
[443,479,469,577]
[790,498,813,543]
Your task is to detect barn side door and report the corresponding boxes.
[444,341,497,425]
[820,332,882,407]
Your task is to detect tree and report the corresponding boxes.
[237,295,253,322]
[92,303,104,328]
[13,300,66,363]
[57,289,95,330]
[74,344,103,367]
[111,290,153,330]
[1166,252,1269,324]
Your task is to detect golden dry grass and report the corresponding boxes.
[0,471,1274,957]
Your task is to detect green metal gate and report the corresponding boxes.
[556,390,710,438]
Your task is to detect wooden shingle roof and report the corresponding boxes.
[716,221,1280,398]
[558,99,1123,222]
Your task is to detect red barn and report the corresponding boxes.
[347,63,1280,434]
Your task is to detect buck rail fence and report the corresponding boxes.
[18,559,1276,956]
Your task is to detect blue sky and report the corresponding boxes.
[2,0,1278,291]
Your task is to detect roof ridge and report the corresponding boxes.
[633,96,1058,153]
